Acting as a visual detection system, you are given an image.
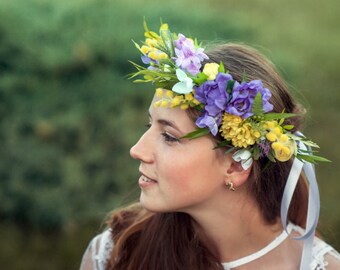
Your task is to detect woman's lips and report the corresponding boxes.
[138,174,157,188]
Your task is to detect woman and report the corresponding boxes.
[80,22,340,269]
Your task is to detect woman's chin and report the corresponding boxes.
[139,194,167,213]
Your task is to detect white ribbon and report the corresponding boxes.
[281,132,320,270]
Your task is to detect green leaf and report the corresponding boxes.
[160,29,175,57]
[181,128,211,140]
[133,79,150,83]
[193,72,208,85]
[129,60,146,70]
[224,147,236,154]
[252,92,264,116]
[214,140,233,149]
[252,146,261,160]
[283,125,295,130]
[143,20,159,39]
[218,61,225,73]
[267,151,277,163]
[300,140,319,148]
[143,19,149,33]
[242,70,248,82]
[297,154,331,163]
[262,113,296,121]
[226,80,235,94]
[132,40,142,51]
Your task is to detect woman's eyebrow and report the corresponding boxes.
[148,111,182,133]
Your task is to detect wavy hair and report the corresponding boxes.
[106,43,309,270]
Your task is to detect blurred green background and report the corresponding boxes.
[0,0,339,269]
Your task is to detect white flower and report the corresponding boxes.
[172,69,194,94]
[232,149,253,170]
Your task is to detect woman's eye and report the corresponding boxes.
[161,132,180,143]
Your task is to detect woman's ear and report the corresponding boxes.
[224,158,252,188]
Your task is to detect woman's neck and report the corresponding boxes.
[188,190,283,263]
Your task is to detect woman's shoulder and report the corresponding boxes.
[79,229,114,270]
[311,236,340,270]
[290,224,340,270]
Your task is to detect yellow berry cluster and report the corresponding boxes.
[139,23,169,61]
[140,40,168,61]
[153,88,200,110]
[263,121,296,161]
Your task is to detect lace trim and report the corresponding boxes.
[91,229,113,270]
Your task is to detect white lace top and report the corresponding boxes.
[79,224,340,270]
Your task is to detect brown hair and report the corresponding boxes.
[106,43,309,270]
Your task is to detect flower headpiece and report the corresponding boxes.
[129,21,329,169]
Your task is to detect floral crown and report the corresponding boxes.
[129,21,329,169]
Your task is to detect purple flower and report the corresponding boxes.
[196,112,222,136]
[141,55,152,64]
[174,34,208,76]
[226,80,273,118]
[194,73,233,116]
[258,141,271,157]
[141,55,159,70]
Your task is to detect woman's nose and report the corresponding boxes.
[129,131,153,163]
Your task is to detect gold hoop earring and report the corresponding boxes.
[226,181,235,191]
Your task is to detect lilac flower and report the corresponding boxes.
[174,34,188,48]
[141,55,159,71]
[196,112,222,136]
[226,80,273,119]
[174,34,208,76]
[194,73,233,116]
[258,141,271,157]
[141,55,152,64]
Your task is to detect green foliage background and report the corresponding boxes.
[0,0,339,269]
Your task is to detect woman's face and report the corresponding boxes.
[130,93,232,214]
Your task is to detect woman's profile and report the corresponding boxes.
[80,22,340,270]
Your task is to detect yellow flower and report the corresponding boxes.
[263,120,295,161]
[144,23,167,46]
[170,96,183,108]
[156,88,163,98]
[154,89,187,109]
[192,98,201,106]
[264,120,284,141]
[184,93,194,101]
[160,100,168,108]
[160,23,169,31]
[159,52,168,59]
[271,139,295,162]
[203,63,220,80]
[180,103,189,110]
[279,134,289,142]
[266,132,277,142]
[253,130,261,138]
[220,113,259,148]
[263,121,276,129]
[148,51,168,61]
[154,100,161,108]
[273,127,282,136]
[140,45,150,54]
[145,38,158,47]
[165,90,174,98]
